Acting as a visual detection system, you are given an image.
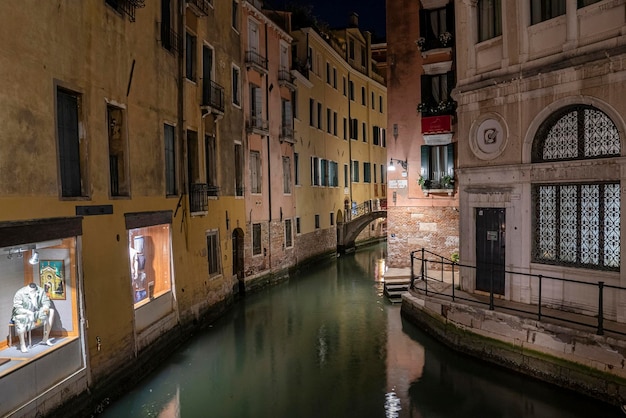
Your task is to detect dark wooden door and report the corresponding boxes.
[475,208,505,295]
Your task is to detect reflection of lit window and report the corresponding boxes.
[128,224,172,306]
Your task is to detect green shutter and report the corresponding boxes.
[446,143,455,176]
[421,145,431,180]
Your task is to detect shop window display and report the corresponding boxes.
[128,224,172,307]
[1,238,79,366]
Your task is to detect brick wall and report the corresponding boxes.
[386,206,459,268]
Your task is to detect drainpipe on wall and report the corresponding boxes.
[265,21,272,270]
[178,0,188,250]
[178,1,186,188]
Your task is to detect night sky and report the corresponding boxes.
[281,0,387,42]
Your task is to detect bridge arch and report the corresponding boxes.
[337,210,387,253]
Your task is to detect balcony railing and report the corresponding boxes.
[160,23,181,54]
[202,80,225,114]
[106,0,144,22]
[247,116,269,134]
[417,99,457,117]
[245,50,268,73]
[292,58,309,78]
[189,183,208,213]
[278,69,296,91]
[186,0,211,16]
[417,31,454,52]
[279,124,295,144]
[207,185,220,197]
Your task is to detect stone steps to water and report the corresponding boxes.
[383,279,411,303]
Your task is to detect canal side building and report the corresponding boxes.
[401,0,626,407]
[454,0,626,322]
[240,1,298,290]
[386,0,460,268]
[0,1,244,416]
[0,1,387,417]
[290,14,388,262]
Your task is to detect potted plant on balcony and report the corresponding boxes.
[441,174,454,189]
[415,37,426,52]
[418,175,432,195]
[439,31,453,47]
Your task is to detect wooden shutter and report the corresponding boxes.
[57,90,81,197]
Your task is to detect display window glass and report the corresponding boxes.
[0,237,80,375]
[128,224,172,308]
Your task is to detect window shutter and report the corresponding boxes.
[419,9,427,38]
[421,74,432,105]
[446,3,455,34]
[421,145,431,180]
[446,143,455,176]
[447,70,456,98]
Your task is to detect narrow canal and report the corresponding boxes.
[100,243,623,418]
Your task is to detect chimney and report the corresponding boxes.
[348,12,359,28]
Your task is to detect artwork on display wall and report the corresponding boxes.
[39,260,66,300]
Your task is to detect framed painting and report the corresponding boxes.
[39,260,66,300]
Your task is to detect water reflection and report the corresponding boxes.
[101,243,622,418]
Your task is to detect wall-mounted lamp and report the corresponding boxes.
[29,251,40,265]
[387,158,407,171]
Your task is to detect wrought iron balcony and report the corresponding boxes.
[292,58,309,78]
[106,0,144,22]
[207,185,220,197]
[201,80,225,115]
[417,99,457,117]
[186,0,211,16]
[189,183,208,213]
[278,69,296,91]
[245,50,268,74]
[279,124,296,144]
[160,23,181,54]
[246,116,269,135]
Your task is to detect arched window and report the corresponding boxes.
[532,105,621,271]
[532,105,620,162]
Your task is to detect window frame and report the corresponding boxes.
[250,150,262,194]
[530,0,566,25]
[477,0,502,42]
[185,31,197,81]
[232,64,241,106]
[252,223,262,256]
[206,230,221,277]
[164,123,177,196]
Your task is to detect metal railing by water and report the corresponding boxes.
[410,248,625,337]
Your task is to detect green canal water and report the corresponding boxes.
[100,243,623,417]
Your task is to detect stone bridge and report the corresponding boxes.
[337,199,387,253]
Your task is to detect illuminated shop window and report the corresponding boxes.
[128,224,172,307]
[1,237,81,378]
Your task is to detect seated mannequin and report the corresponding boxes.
[12,283,55,353]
